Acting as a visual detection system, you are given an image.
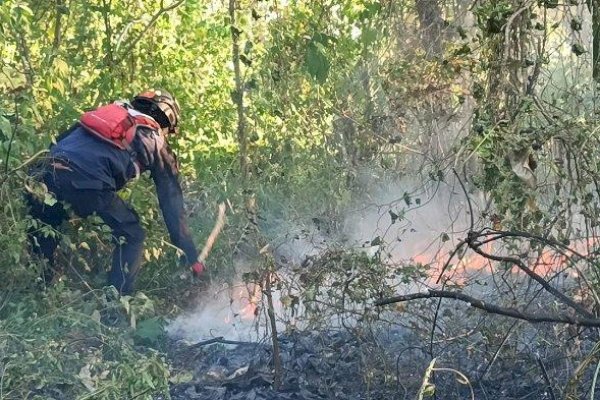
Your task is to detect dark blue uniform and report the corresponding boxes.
[27,124,198,294]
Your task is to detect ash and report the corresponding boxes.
[166,321,584,400]
[168,329,407,400]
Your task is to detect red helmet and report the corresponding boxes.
[131,89,181,133]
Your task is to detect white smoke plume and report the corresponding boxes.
[167,176,485,343]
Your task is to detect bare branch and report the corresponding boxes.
[467,238,595,319]
[472,228,589,261]
[376,290,600,327]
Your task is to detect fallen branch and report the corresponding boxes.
[189,336,257,348]
[376,290,600,327]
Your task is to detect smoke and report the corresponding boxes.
[168,173,580,343]
[167,175,486,343]
[166,262,266,342]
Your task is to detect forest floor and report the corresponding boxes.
[164,324,575,400]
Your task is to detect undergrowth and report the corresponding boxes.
[0,139,359,398]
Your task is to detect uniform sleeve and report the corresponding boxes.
[133,128,199,264]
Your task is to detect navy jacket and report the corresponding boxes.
[50,124,199,264]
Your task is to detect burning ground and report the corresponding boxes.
[165,275,597,400]
[163,180,600,399]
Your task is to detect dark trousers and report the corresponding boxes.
[26,166,145,294]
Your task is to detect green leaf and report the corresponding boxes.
[305,42,330,84]
[57,5,70,14]
[43,193,57,207]
[13,3,34,16]
[0,116,11,140]
[361,27,378,46]
[134,317,165,346]
[422,383,436,397]
[359,3,382,20]
[54,59,69,77]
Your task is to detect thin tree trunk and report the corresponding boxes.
[228,5,281,386]
[101,0,114,90]
[593,0,600,82]
[229,0,249,182]
[52,0,63,54]
[265,268,283,389]
[415,0,445,57]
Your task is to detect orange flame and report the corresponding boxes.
[410,239,588,286]
[227,284,262,323]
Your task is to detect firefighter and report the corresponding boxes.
[26,89,204,294]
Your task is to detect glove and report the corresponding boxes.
[191,261,205,277]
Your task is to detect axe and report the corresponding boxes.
[192,202,226,275]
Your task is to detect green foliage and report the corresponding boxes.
[279,249,427,330]
[474,1,514,34]
[0,0,398,395]
[0,286,169,399]
[6,0,599,396]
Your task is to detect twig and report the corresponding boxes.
[453,168,474,230]
[229,0,249,180]
[264,269,283,389]
[467,240,595,319]
[435,239,466,284]
[566,342,600,399]
[536,354,557,400]
[131,388,152,399]
[532,95,555,124]
[472,228,589,261]
[376,290,600,327]
[502,3,533,65]
[4,99,19,174]
[6,149,48,175]
[591,358,600,400]
[429,281,445,357]
[68,264,100,300]
[116,0,185,62]
[433,367,475,400]
[432,168,474,285]
[479,320,520,380]
[0,150,49,185]
[396,346,427,399]
[52,1,63,54]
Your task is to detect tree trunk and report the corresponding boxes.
[415,0,445,57]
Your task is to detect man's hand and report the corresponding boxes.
[191,261,205,277]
